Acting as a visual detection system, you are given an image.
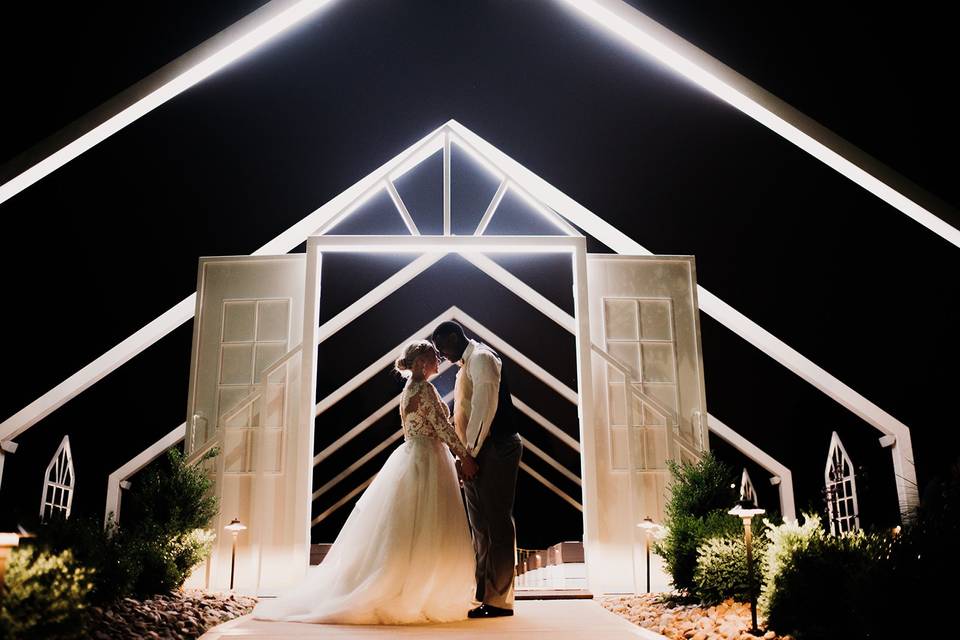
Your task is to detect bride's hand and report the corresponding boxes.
[460,454,479,481]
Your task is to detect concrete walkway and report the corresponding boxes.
[201,599,666,639]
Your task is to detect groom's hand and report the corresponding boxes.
[460,454,479,481]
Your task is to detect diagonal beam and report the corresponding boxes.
[512,396,579,453]
[449,119,919,513]
[521,437,581,487]
[520,461,583,511]
[313,430,402,501]
[0,0,340,206]
[313,390,453,466]
[0,125,446,444]
[707,414,795,520]
[557,1,959,248]
[385,180,421,235]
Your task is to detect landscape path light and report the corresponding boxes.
[224,518,247,591]
[728,499,765,634]
[636,517,663,594]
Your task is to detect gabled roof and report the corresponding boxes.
[1,0,956,249]
[0,120,918,513]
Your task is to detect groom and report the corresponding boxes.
[432,321,522,619]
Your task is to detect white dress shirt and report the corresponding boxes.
[453,339,502,456]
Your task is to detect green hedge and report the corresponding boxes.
[654,453,742,596]
[0,548,94,640]
[693,534,767,606]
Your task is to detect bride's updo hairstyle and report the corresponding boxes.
[394,340,436,378]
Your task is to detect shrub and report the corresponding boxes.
[34,447,219,603]
[762,522,887,640]
[128,528,215,596]
[0,547,94,640]
[654,453,742,595]
[693,534,767,606]
[36,515,137,604]
[122,448,219,538]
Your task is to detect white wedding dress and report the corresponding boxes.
[253,379,476,624]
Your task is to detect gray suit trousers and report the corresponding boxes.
[463,433,522,609]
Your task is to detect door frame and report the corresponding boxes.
[297,234,602,585]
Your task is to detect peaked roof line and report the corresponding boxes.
[0,121,917,512]
[0,1,956,248]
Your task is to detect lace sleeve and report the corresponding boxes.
[423,384,469,459]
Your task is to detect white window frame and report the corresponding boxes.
[41,435,75,520]
[824,431,860,534]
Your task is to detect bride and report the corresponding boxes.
[253,340,480,624]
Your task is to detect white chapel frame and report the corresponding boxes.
[296,234,599,556]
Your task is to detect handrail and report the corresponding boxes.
[590,342,677,425]
[186,343,303,464]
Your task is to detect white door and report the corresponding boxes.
[585,254,708,593]
[185,255,307,592]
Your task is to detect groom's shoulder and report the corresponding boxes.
[473,344,502,368]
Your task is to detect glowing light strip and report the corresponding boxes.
[385,180,421,235]
[447,119,919,512]
[0,0,338,207]
[0,125,445,443]
[474,180,509,236]
[557,0,959,249]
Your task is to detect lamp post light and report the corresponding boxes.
[729,500,765,635]
[224,518,247,591]
[0,533,21,590]
[637,517,661,594]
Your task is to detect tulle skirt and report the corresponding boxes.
[253,436,476,624]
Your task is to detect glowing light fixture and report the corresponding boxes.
[225,517,248,590]
[728,499,765,634]
[636,517,663,593]
[556,0,959,249]
[0,0,339,206]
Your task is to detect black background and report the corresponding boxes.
[1,1,957,549]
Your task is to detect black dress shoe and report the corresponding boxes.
[468,604,514,618]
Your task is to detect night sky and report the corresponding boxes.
[1,1,957,549]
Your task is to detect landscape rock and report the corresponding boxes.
[601,594,784,640]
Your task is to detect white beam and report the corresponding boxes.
[0,0,340,207]
[104,423,186,526]
[443,132,452,235]
[312,473,376,526]
[521,437,581,486]
[558,0,960,249]
[385,180,421,235]
[474,180,508,236]
[315,314,457,417]
[512,396,580,453]
[316,253,445,343]
[7,121,921,514]
[448,119,920,513]
[313,430,403,500]
[520,461,583,511]
[460,252,576,334]
[707,414,795,521]
[450,308,579,405]
[0,124,447,444]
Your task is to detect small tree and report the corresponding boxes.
[654,453,741,596]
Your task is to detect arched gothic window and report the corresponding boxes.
[824,431,859,534]
[40,435,75,520]
[739,468,758,507]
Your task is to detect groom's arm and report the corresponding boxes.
[465,351,501,456]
